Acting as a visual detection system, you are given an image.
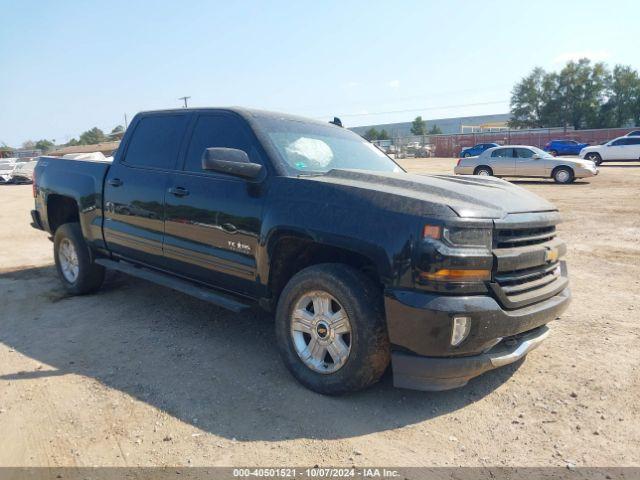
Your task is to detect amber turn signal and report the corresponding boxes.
[420,269,491,282]
[423,225,442,240]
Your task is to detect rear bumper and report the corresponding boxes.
[30,209,44,230]
[384,286,570,391]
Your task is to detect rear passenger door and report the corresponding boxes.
[489,148,516,176]
[622,137,640,160]
[162,112,267,296]
[103,113,190,266]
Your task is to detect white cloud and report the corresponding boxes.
[553,49,611,64]
[388,80,400,88]
[345,81,359,88]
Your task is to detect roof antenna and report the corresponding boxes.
[329,117,343,127]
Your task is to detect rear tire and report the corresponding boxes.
[585,152,602,166]
[275,264,390,395]
[474,166,493,176]
[463,152,471,158]
[552,166,574,184]
[550,150,558,156]
[54,223,105,295]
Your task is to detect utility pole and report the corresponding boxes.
[179,96,191,108]
[124,113,128,129]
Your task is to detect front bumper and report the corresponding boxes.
[392,325,550,391]
[384,286,570,391]
[574,166,598,178]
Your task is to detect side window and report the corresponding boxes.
[123,115,189,169]
[184,114,261,173]
[628,138,640,145]
[516,148,534,159]
[491,148,510,158]
[612,139,627,146]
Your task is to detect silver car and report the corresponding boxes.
[454,145,598,184]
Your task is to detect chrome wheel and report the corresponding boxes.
[290,291,352,374]
[58,238,79,283]
[477,169,490,176]
[555,169,570,183]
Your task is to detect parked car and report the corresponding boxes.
[0,158,17,183]
[11,159,38,183]
[544,139,589,156]
[32,108,571,394]
[579,136,640,165]
[624,130,640,137]
[455,145,598,184]
[460,143,499,157]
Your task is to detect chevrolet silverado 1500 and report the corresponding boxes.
[31,108,570,394]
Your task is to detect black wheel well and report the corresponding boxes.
[47,195,79,233]
[474,165,493,174]
[267,237,381,308]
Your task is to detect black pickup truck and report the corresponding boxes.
[31,108,570,394]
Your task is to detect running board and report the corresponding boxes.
[95,258,251,313]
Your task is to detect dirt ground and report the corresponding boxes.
[0,159,638,468]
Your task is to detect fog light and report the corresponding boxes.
[451,316,471,346]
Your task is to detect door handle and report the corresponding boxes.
[169,186,189,197]
[108,178,123,187]
[221,222,237,233]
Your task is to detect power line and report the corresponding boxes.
[315,99,508,119]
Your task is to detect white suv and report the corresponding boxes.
[579,136,640,165]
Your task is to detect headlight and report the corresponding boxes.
[423,224,492,249]
[444,226,492,249]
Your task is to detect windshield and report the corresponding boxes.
[530,146,554,157]
[254,116,403,175]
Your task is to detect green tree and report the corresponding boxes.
[22,140,36,149]
[378,129,390,140]
[66,138,80,147]
[363,127,380,141]
[34,139,55,152]
[605,65,640,127]
[78,127,107,145]
[509,67,547,128]
[111,125,124,134]
[410,116,426,135]
[555,59,609,129]
[428,124,442,134]
[509,59,640,130]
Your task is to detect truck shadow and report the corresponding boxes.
[0,265,522,441]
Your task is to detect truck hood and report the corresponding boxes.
[307,169,557,219]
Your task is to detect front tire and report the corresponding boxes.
[275,264,390,395]
[549,150,558,156]
[552,166,574,184]
[54,223,105,295]
[585,152,602,166]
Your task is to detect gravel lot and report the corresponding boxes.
[0,158,638,467]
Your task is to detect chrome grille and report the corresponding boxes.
[492,221,566,309]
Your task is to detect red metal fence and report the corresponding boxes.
[431,127,636,157]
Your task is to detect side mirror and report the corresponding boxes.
[202,148,263,180]
[532,153,541,159]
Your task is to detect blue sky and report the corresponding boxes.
[1,0,638,146]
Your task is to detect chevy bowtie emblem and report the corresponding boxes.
[545,248,559,263]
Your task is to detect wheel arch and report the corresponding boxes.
[46,194,80,233]
[265,231,386,309]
